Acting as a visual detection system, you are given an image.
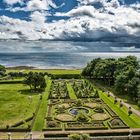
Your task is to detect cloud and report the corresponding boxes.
[0,0,140,42]
[56,6,96,17]
[3,0,23,5]
[5,0,63,12]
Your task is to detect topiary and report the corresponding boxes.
[75,99,83,107]
[138,100,140,108]
[76,111,89,122]
[47,121,58,128]
[94,106,104,113]
[94,90,99,98]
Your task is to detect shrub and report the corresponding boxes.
[114,97,117,104]
[68,134,81,140]
[81,134,90,140]
[56,106,66,114]
[107,92,110,97]
[75,99,83,107]
[138,100,140,107]
[6,125,10,129]
[47,121,58,128]
[128,110,132,116]
[94,106,104,113]
[68,133,90,140]
[77,111,88,122]
[94,90,99,98]
[120,100,123,107]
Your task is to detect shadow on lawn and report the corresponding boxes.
[18,89,42,96]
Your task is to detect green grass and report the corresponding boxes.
[32,79,52,131]
[98,90,140,128]
[6,69,82,75]
[93,81,140,112]
[0,84,40,128]
[67,83,77,99]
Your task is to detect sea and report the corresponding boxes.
[0,40,140,69]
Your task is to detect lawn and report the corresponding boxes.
[0,83,40,128]
[6,69,82,75]
[93,80,140,112]
[98,90,140,128]
[32,78,52,131]
[67,83,77,99]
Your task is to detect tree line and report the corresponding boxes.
[82,56,140,103]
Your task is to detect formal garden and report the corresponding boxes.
[43,79,140,132]
[0,56,140,139]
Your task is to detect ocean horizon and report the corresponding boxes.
[0,40,140,69]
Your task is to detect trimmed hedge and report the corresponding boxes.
[11,116,33,128]
[108,118,129,129]
[0,128,30,132]
[51,74,81,79]
[104,104,118,117]
[43,128,62,131]
[0,80,23,84]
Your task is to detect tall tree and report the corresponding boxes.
[24,72,47,92]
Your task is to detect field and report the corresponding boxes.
[6,69,82,75]
[0,83,40,130]
[0,70,140,138]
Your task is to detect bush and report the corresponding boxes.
[93,90,99,98]
[68,133,90,140]
[52,74,81,79]
[94,106,104,113]
[68,134,81,140]
[47,121,58,128]
[77,111,89,122]
[138,100,140,107]
[128,110,132,116]
[75,99,83,107]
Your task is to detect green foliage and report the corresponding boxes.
[137,100,140,108]
[75,99,83,107]
[94,90,99,98]
[24,72,46,91]
[0,64,6,76]
[94,106,104,113]
[76,111,89,122]
[82,56,140,101]
[68,133,90,140]
[82,58,101,76]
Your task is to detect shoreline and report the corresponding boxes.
[6,65,82,70]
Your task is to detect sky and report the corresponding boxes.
[0,0,140,41]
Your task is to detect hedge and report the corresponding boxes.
[51,74,81,79]
[0,80,23,84]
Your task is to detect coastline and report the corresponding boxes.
[6,65,82,70]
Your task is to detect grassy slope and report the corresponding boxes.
[98,90,140,128]
[67,83,77,99]
[0,84,40,128]
[32,79,52,131]
[6,69,82,75]
[94,81,140,112]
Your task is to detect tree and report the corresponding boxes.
[82,56,140,101]
[24,72,46,92]
[126,77,140,100]
[82,58,101,76]
[0,64,6,76]
[93,58,116,85]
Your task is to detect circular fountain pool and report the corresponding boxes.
[69,108,89,115]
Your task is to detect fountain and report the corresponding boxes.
[69,108,89,115]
